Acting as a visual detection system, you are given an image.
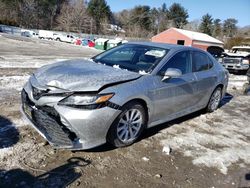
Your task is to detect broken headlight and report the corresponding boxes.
[58,93,114,108]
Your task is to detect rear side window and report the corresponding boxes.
[192,52,213,72]
[160,51,191,75]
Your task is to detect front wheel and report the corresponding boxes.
[107,102,147,148]
[206,87,222,112]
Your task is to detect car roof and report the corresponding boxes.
[126,41,198,51]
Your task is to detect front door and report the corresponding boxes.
[150,51,197,123]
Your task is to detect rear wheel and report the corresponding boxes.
[107,102,147,148]
[206,87,222,112]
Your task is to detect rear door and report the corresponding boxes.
[191,50,217,106]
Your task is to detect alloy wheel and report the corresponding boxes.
[116,109,143,143]
[210,89,221,111]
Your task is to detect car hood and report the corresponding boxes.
[224,52,250,58]
[33,59,141,92]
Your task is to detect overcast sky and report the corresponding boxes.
[106,0,250,27]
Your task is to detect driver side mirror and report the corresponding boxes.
[161,68,182,81]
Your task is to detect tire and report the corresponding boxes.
[107,102,147,148]
[206,87,222,113]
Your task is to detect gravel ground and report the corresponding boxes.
[0,34,249,188]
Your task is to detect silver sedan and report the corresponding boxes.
[21,42,228,150]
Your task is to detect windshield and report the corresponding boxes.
[93,44,169,73]
[232,48,250,53]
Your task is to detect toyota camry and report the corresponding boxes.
[21,42,228,150]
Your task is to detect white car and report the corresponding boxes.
[222,46,250,73]
[53,33,76,43]
[38,30,54,40]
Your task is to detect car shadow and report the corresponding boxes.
[246,173,250,181]
[141,92,234,141]
[219,92,234,107]
[141,110,205,141]
[238,172,250,188]
[82,93,234,153]
[0,157,91,187]
[0,115,19,149]
[83,143,116,153]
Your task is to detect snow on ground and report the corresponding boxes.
[228,74,248,91]
[159,95,250,174]
[0,55,94,68]
[0,55,74,68]
[12,118,28,127]
[0,136,44,170]
[0,76,29,91]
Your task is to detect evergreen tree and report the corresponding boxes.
[168,3,188,28]
[130,5,152,31]
[199,13,213,35]
[151,3,169,33]
[87,0,111,34]
[212,18,222,37]
[223,18,238,37]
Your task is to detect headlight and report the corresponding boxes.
[242,59,249,65]
[58,93,114,107]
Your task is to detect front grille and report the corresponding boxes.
[21,89,77,148]
[223,58,242,64]
[32,109,74,147]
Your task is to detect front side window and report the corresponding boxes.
[93,44,169,73]
[192,52,212,72]
[159,51,191,75]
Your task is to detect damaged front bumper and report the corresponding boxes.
[21,89,121,150]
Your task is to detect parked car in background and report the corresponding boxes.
[21,30,38,38]
[21,42,228,150]
[21,31,32,37]
[39,30,54,40]
[222,46,250,73]
[53,33,76,43]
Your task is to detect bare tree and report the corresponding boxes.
[17,0,38,28]
[183,19,200,31]
[56,1,91,33]
[0,1,18,26]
